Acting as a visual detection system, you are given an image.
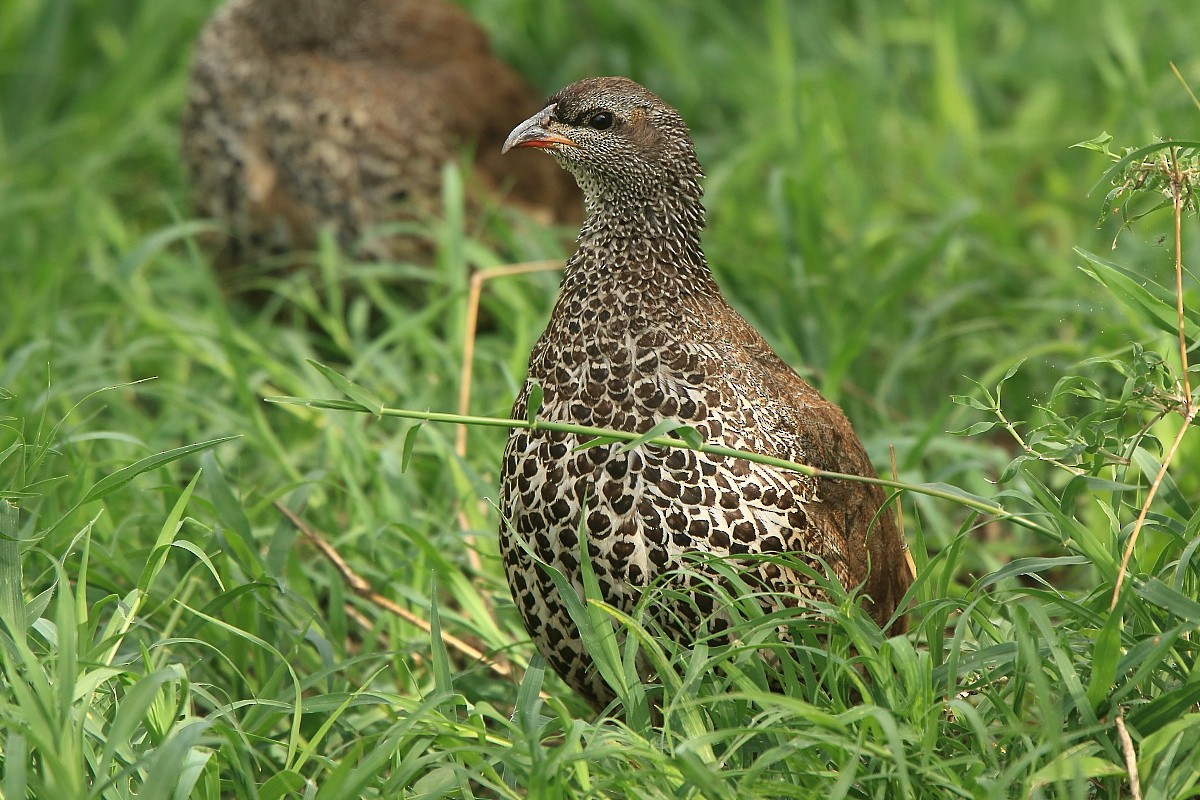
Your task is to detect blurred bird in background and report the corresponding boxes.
[182,0,579,273]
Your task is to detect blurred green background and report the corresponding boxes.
[1,0,1197,795]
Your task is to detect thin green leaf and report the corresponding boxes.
[1030,753,1125,786]
[81,436,238,505]
[307,360,383,415]
[97,666,188,780]
[1130,682,1200,736]
[949,421,999,437]
[400,421,423,472]
[1000,358,1027,384]
[0,501,24,632]
[617,418,693,454]
[136,471,202,595]
[1086,606,1124,712]
[1077,248,1200,339]
[428,577,455,699]
[975,556,1089,590]
[526,381,544,425]
[1135,578,1200,623]
[1070,131,1116,158]
[673,425,703,449]
[200,451,251,541]
[168,540,224,590]
[950,394,993,411]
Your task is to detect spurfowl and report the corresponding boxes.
[498,77,912,707]
[182,0,578,268]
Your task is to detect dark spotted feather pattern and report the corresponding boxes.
[499,77,911,707]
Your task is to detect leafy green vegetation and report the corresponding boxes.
[1,0,1198,796]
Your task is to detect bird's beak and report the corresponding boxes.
[503,105,576,154]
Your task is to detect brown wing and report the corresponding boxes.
[706,299,913,631]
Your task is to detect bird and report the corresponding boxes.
[181,0,579,270]
[497,76,912,708]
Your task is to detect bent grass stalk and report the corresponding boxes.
[454,259,562,578]
[266,391,1058,540]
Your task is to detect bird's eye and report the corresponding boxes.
[588,112,614,130]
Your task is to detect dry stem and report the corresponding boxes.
[1116,713,1142,800]
[1110,145,1197,610]
[889,446,917,582]
[274,500,516,681]
[1170,145,1192,403]
[456,260,563,456]
[454,259,562,596]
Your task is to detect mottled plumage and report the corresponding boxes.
[499,77,911,707]
[182,0,578,268]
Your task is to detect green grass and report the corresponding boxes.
[2,0,1199,796]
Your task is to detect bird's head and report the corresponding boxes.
[503,77,703,219]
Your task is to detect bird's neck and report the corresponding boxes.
[562,187,718,307]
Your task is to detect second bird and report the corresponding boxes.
[499,77,912,708]
[183,0,579,269]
